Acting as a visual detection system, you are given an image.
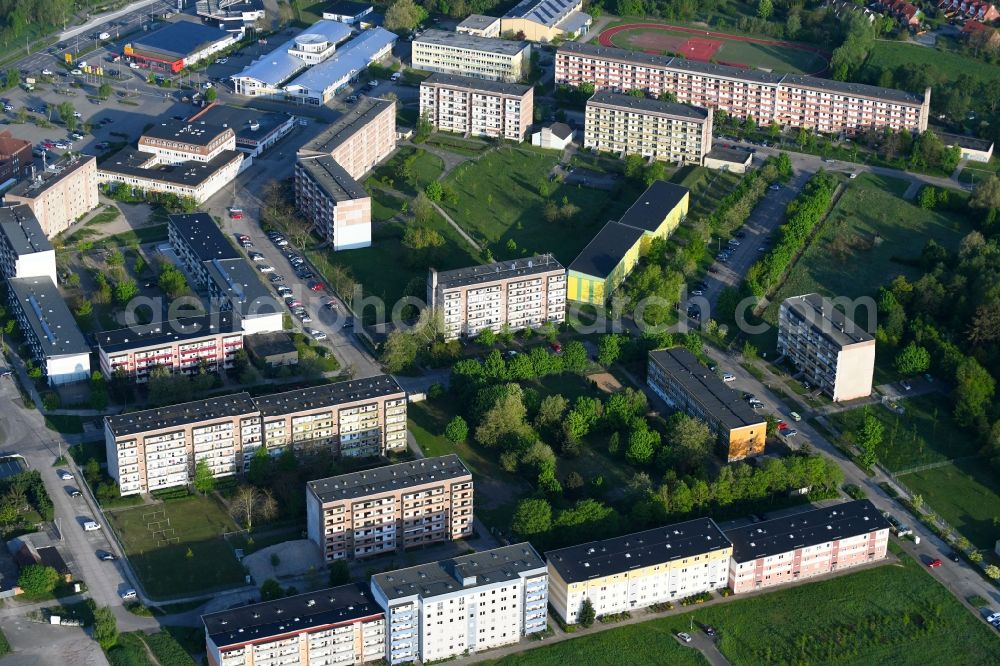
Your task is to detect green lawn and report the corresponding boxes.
[900,459,1000,549]
[106,495,245,599]
[958,158,1000,186]
[369,188,405,222]
[861,40,1000,91]
[488,550,1000,666]
[368,147,443,198]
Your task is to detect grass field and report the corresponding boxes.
[900,460,1000,549]
[369,147,444,198]
[959,158,1000,186]
[861,41,1000,91]
[486,549,1000,666]
[106,495,244,599]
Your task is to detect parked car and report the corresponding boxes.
[228,208,243,219]
[948,552,960,562]
[927,558,942,568]
[99,551,117,561]
[549,341,562,353]
[269,275,285,284]
[83,521,101,531]
[390,72,402,81]
[784,429,798,437]
[296,312,313,323]
[308,281,325,292]
[218,57,229,64]
[722,373,736,382]
[257,264,275,273]
[789,411,801,421]
[849,172,858,179]
[58,470,73,480]
[68,487,81,497]
[900,380,912,391]
[777,420,788,429]
[248,251,265,261]
[703,625,717,638]
[120,588,137,601]
[769,184,781,191]
[677,632,692,643]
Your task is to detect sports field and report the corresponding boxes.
[599,22,829,75]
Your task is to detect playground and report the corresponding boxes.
[599,22,830,75]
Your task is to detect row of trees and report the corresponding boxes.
[0,470,53,529]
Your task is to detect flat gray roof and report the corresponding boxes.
[300,96,394,155]
[434,254,564,290]
[169,212,241,263]
[131,20,232,60]
[588,90,709,120]
[207,257,281,318]
[141,120,231,147]
[7,276,89,357]
[308,454,471,504]
[105,392,258,437]
[616,180,690,233]
[95,311,239,352]
[781,293,874,347]
[187,104,293,146]
[706,145,753,163]
[296,155,368,202]
[6,155,95,200]
[938,131,994,152]
[457,14,500,29]
[254,374,404,417]
[423,72,532,96]
[567,220,645,279]
[415,29,529,55]
[98,148,242,187]
[0,205,52,256]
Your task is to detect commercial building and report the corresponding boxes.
[95,311,243,382]
[186,103,297,159]
[585,91,713,165]
[306,454,473,562]
[124,19,238,73]
[0,206,57,284]
[647,347,766,462]
[555,42,931,134]
[567,180,689,304]
[5,155,99,238]
[501,0,592,42]
[419,73,534,142]
[283,27,397,106]
[323,1,375,24]
[939,131,994,163]
[370,543,548,664]
[725,500,890,593]
[427,254,566,340]
[412,30,531,83]
[7,276,90,385]
[456,14,502,38]
[0,131,32,186]
[777,293,876,402]
[195,0,265,33]
[704,145,754,173]
[546,518,732,624]
[531,121,574,150]
[138,120,237,164]
[203,583,385,666]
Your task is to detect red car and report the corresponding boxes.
[777,420,788,430]
[549,341,562,353]
[309,281,325,292]
[927,559,942,568]
[228,208,244,219]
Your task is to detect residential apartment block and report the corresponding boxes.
[203,582,386,666]
[420,73,534,141]
[412,30,531,83]
[585,90,713,165]
[299,96,396,181]
[427,254,566,340]
[104,375,406,494]
[370,543,548,664]
[546,518,732,624]
[555,42,930,134]
[0,205,57,284]
[95,311,243,382]
[5,155,99,238]
[778,293,875,402]
[306,454,473,562]
[7,276,90,385]
[647,348,766,462]
[725,500,890,593]
[0,130,32,184]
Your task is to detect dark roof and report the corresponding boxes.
[7,277,89,357]
[300,97,394,156]
[206,257,281,318]
[372,543,545,602]
[706,145,753,164]
[780,293,874,347]
[434,254,564,290]
[203,582,382,649]
[296,155,368,202]
[588,90,710,120]
[546,122,573,140]
[309,454,471,504]
[546,518,731,584]
[244,331,297,357]
[6,155,96,199]
[558,42,925,105]
[188,105,293,146]
[169,213,241,262]
[415,29,529,55]
[36,546,70,575]
[131,20,232,60]
[0,205,52,256]
[141,120,232,147]
[324,0,373,16]
[457,14,500,29]
[616,181,690,233]
[648,347,765,431]
[98,147,243,187]
[567,220,645,279]
[937,131,994,152]
[423,72,532,97]
[94,311,239,352]
[105,392,258,437]
[254,374,404,417]
[725,500,891,563]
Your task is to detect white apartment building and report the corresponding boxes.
[585,90,713,165]
[412,29,531,83]
[7,276,90,385]
[427,254,566,340]
[778,293,876,402]
[420,73,534,142]
[371,544,548,665]
[137,121,237,164]
[0,205,57,284]
[546,518,732,624]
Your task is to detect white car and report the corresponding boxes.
[73,111,82,118]
[83,520,101,531]
[129,62,140,69]
[722,373,736,382]
[217,57,229,64]
[42,68,53,76]
[677,632,692,643]
[307,328,327,340]
[58,470,74,480]
[985,612,1000,624]
[849,172,858,179]
[257,264,275,273]
[203,81,213,89]
[390,72,401,81]
[71,68,82,75]
[120,589,137,601]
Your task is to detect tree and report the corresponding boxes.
[894,343,930,376]
[425,180,443,202]
[328,559,350,585]
[17,564,60,597]
[412,192,435,224]
[985,564,1000,580]
[193,459,215,493]
[476,390,528,448]
[444,415,469,443]
[598,333,622,367]
[626,425,660,465]
[260,578,283,601]
[969,174,1000,209]
[158,265,188,298]
[5,68,19,89]
[953,357,996,427]
[230,485,273,531]
[205,87,217,102]
[856,412,884,469]
[786,12,801,38]
[511,497,552,536]
[670,414,713,459]
[115,279,138,304]
[98,82,112,99]
[402,225,444,252]
[476,328,496,347]
[382,330,419,373]
[385,0,426,32]
[616,0,644,16]
[562,340,588,373]
[577,598,596,627]
[93,606,118,650]
[757,0,773,19]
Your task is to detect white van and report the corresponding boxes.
[789,411,802,422]
[83,521,101,531]
[120,589,137,601]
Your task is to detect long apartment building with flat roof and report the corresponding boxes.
[585,90,713,165]
[412,30,531,83]
[546,518,732,624]
[725,500,890,593]
[648,347,766,462]
[7,276,90,385]
[203,582,386,666]
[420,73,534,142]
[370,543,548,664]
[0,205,56,284]
[306,454,473,562]
[104,375,407,494]
[556,42,930,134]
[427,254,566,340]
[5,155,99,238]
[778,293,875,402]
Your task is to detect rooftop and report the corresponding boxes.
[187,104,293,146]
[372,543,545,601]
[232,20,352,87]
[546,518,732,583]
[648,347,765,431]
[543,121,573,139]
[423,72,532,96]
[284,27,398,97]
[168,212,241,263]
[434,254,564,290]
[296,155,368,202]
[301,96,394,155]
[105,392,258,437]
[0,205,53,256]
[504,0,580,27]
[938,130,994,152]
[0,130,31,157]
[203,582,382,649]
[97,148,243,187]
[7,277,90,357]
[243,331,297,357]
[6,155,96,200]
[141,120,233,147]
[414,29,529,55]
[206,257,281,317]
[323,0,374,16]
[130,19,232,59]
[725,500,891,563]
[95,311,239,352]
[780,293,874,347]
[616,180,690,233]
[567,220,646,279]
[706,145,753,163]
[588,90,710,120]
[253,374,404,417]
[457,14,500,29]
[309,454,471,504]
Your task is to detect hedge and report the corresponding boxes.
[144,631,197,666]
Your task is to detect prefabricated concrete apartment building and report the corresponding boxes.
[419,73,534,142]
[412,30,531,83]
